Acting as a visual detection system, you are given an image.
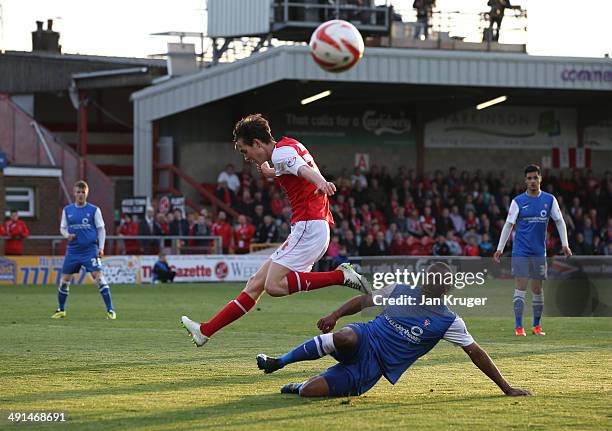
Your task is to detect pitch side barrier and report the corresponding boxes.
[0,253,268,285]
[1,235,223,256]
[344,256,612,318]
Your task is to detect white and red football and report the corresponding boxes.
[309,20,365,73]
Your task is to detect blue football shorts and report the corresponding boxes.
[511,256,548,280]
[320,323,384,396]
[62,248,103,275]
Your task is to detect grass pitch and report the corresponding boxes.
[1,283,611,430]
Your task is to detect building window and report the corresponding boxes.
[5,187,35,217]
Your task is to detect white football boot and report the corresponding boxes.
[336,263,371,294]
[180,315,209,347]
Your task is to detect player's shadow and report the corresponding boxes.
[74,392,372,429]
[5,369,314,403]
[72,391,505,429]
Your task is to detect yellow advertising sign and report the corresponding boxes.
[0,256,97,285]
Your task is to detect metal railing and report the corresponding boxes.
[395,8,527,44]
[1,235,222,256]
[272,0,391,34]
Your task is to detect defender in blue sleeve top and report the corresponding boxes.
[494,165,571,337]
[51,181,116,320]
[256,262,531,398]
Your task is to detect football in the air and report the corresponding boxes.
[309,20,365,73]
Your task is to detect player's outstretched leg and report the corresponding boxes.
[531,280,545,336]
[93,272,116,319]
[51,278,70,318]
[180,259,268,347]
[258,333,336,374]
[275,263,370,297]
[181,293,256,346]
[268,328,370,397]
[257,333,336,374]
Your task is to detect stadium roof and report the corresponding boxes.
[0,50,167,93]
[131,45,612,195]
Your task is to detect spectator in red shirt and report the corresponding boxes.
[4,210,30,255]
[0,223,7,252]
[403,194,416,214]
[465,210,480,231]
[349,207,362,233]
[360,203,373,225]
[420,206,436,237]
[234,214,255,254]
[211,211,233,254]
[464,236,480,256]
[118,214,140,254]
[388,232,407,255]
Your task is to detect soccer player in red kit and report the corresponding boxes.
[181,114,370,347]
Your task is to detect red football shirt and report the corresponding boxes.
[272,137,334,226]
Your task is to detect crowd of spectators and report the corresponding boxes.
[120,163,612,258]
[323,165,612,259]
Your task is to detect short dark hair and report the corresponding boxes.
[422,261,453,297]
[74,180,89,191]
[10,209,18,214]
[524,164,541,176]
[233,114,273,146]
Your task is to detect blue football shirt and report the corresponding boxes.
[61,203,104,254]
[506,191,562,257]
[366,284,474,384]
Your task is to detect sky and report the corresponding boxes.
[0,0,611,59]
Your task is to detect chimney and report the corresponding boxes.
[31,19,61,53]
[166,43,198,77]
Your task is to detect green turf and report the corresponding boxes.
[0,283,611,430]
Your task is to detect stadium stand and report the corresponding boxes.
[116,165,611,257]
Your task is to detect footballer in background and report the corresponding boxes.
[52,181,116,320]
[494,165,572,336]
